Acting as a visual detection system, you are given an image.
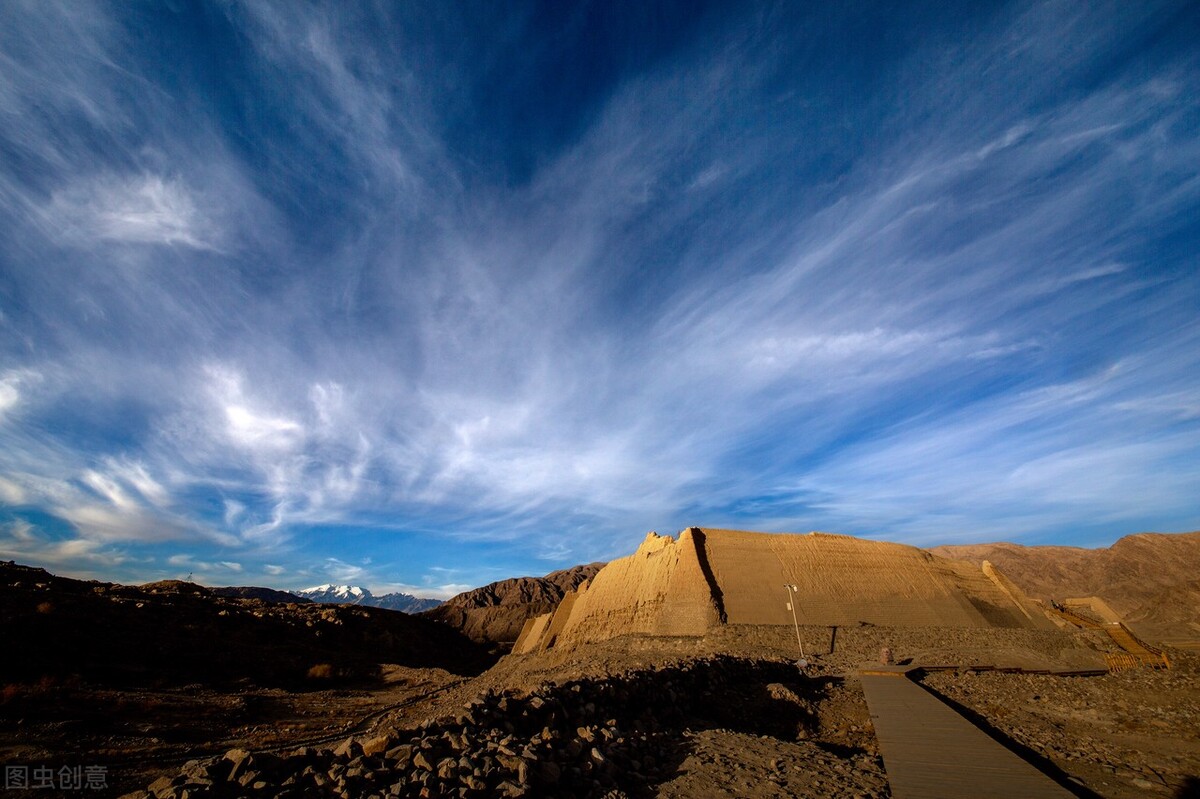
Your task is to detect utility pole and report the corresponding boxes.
[784,583,806,667]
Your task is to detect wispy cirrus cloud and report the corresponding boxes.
[47,173,224,251]
[778,347,1200,545]
[0,1,1196,592]
[0,518,130,577]
[0,369,37,420]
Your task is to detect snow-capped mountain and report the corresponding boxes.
[296,584,370,604]
[293,584,442,613]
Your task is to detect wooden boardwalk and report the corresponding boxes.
[861,672,1076,799]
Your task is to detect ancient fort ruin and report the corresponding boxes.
[515,527,1054,653]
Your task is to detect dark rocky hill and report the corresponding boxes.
[209,585,312,603]
[422,563,603,646]
[0,561,492,688]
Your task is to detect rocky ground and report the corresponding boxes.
[923,652,1200,799]
[0,665,465,797]
[111,655,889,799]
[104,629,1200,799]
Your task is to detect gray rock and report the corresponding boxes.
[362,734,392,757]
[496,754,523,771]
[222,748,253,782]
[333,739,362,759]
[385,744,413,767]
[494,780,527,798]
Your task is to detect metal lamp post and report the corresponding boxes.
[784,583,807,667]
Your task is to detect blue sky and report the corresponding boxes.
[1,1,1197,598]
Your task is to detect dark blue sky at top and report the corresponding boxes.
[0,1,1197,596]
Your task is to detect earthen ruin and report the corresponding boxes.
[515,527,1054,653]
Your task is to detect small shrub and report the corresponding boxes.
[307,663,334,680]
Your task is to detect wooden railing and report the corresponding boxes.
[1048,603,1171,671]
[1106,624,1171,670]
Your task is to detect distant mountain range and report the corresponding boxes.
[293,584,443,613]
[931,531,1200,645]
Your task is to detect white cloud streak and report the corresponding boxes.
[0,1,1196,589]
[0,371,28,420]
[47,173,224,251]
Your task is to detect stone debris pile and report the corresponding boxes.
[121,656,820,799]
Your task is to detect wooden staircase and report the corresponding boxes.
[1048,603,1171,671]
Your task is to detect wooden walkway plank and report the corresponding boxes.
[861,673,1076,799]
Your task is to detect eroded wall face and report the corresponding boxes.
[536,580,588,651]
[548,530,720,649]
[513,613,553,654]
[702,528,1053,630]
